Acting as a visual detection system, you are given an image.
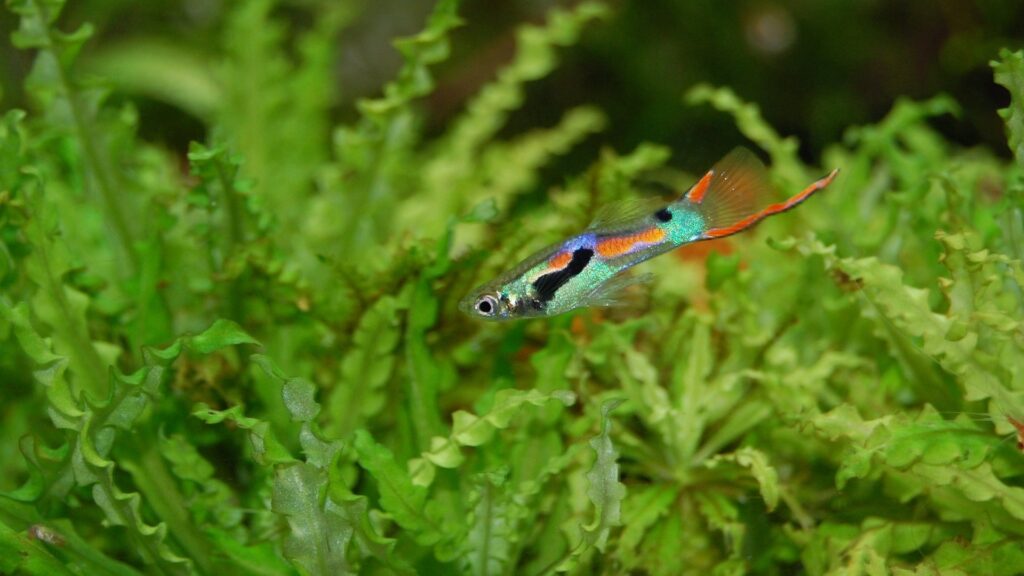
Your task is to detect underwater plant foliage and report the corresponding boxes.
[1,0,1024,574]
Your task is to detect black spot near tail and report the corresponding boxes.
[532,248,593,303]
[654,208,672,222]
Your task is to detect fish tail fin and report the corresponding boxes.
[681,147,838,240]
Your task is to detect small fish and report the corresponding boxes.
[461,147,838,320]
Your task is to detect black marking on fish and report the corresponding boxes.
[532,248,594,303]
[654,207,672,222]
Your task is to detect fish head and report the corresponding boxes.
[459,286,516,320]
[460,275,546,320]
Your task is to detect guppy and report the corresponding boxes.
[460,148,838,320]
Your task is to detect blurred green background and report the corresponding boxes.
[2,0,1021,174]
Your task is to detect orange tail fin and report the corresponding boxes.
[683,148,838,240]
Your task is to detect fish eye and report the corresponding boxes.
[475,295,498,316]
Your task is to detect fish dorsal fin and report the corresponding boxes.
[685,147,775,228]
[586,197,666,233]
[583,272,653,308]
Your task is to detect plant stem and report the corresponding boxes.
[26,209,109,399]
[122,439,216,575]
[94,471,188,576]
[34,0,138,274]
[214,159,245,321]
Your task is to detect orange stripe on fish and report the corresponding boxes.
[703,169,838,239]
[596,227,667,257]
[547,251,573,271]
[687,170,715,203]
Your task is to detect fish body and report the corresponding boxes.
[460,148,838,320]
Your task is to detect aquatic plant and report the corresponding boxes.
[1,1,1023,574]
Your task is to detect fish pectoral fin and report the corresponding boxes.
[583,273,653,308]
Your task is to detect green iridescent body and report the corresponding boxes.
[480,205,705,318]
[460,148,838,321]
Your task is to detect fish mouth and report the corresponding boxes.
[457,293,478,316]
[458,290,489,318]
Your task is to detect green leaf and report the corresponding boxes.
[883,411,996,470]
[87,467,190,572]
[0,306,259,572]
[84,40,221,120]
[0,299,80,421]
[156,434,242,531]
[414,2,609,231]
[356,0,462,120]
[793,235,1011,408]
[911,462,1024,521]
[694,491,745,565]
[18,181,112,400]
[250,354,344,466]
[921,524,1024,575]
[272,462,354,576]
[582,399,626,552]
[255,356,319,423]
[203,528,294,576]
[325,295,402,436]
[12,0,143,283]
[461,469,515,576]
[409,388,576,486]
[633,511,686,576]
[353,430,444,546]
[187,319,259,354]
[158,434,214,484]
[403,278,449,450]
[810,404,887,443]
[890,521,934,555]
[703,447,780,511]
[992,49,1024,165]
[192,404,293,465]
[617,484,679,569]
[455,389,576,446]
[329,491,413,575]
